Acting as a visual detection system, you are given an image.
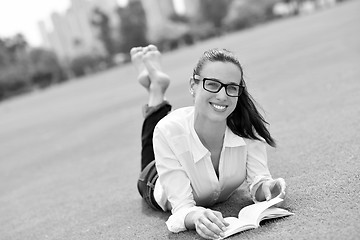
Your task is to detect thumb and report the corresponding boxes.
[277,178,287,194]
[262,182,272,201]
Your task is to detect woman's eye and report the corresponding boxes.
[206,81,220,88]
[228,86,239,92]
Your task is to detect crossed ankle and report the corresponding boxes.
[143,100,170,118]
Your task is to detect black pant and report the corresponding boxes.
[137,101,171,210]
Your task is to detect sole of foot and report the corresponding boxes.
[142,47,170,93]
[130,47,150,90]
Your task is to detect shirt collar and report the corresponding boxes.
[189,112,246,163]
[223,126,246,147]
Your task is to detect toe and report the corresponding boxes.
[130,47,143,56]
[147,44,158,52]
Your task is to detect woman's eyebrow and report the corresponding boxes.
[205,77,241,85]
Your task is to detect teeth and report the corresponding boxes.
[212,104,226,110]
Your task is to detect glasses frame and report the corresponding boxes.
[193,74,245,97]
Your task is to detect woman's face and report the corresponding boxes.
[191,61,242,124]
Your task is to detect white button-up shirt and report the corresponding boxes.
[153,107,272,233]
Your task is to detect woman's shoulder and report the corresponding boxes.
[242,136,267,148]
[155,106,194,135]
[160,106,194,123]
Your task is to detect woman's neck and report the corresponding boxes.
[194,116,226,150]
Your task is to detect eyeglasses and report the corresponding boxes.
[193,74,245,97]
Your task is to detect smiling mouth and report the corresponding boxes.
[211,103,227,111]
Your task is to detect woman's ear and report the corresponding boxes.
[189,77,196,96]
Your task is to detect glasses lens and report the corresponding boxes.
[226,85,241,96]
[203,79,221,92]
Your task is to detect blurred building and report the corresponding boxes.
[38,0,204,60]
[139,0,176,42]
[39,0,119,61]
[181,0,201,20]
[139,0,199,43]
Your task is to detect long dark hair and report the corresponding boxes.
[193,48,276,147]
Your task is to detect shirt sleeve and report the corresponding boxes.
[245,139,273,202]
[153,125,203,233]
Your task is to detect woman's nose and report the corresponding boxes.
[216,87,228,99]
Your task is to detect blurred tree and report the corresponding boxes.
[7,34,28,60]
[198,0,233,30]
[0,34,28,67]
[223,0,279,31]
[0,34,31,100]
[0,38,11,68]
[28,48,65,88]
[70,54,106,77]
[0,64,31,100]
[117,0,148,54]
[0,34,68,100]
[91,7,116,62]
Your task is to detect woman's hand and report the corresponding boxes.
[260,178,286,201]
[186,208,229,239]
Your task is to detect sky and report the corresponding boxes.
[0,0,71,46]
[0,0,184,47]
[0,0,129,46]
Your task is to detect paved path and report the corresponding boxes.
[1,1,359,239]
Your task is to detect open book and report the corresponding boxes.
[220,197,294,239]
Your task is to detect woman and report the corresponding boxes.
[134,45,286,240]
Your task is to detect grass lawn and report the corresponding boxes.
[0,1,359,239]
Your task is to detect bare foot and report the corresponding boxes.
[142,45,163,71]
[142,45,170,101]
[130,46,150,90]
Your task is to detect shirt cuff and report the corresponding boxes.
[165,206,205,233]
[249,175,273,202]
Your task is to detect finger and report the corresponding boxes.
[221,215,230,227]
[278,178,287,193]
[274,178,286,196]
[196,225,213,239]
[262,182,272,201]
[197,219,222,239]
[211,211,228,231]
[277,190,286,199]
[202,212,225,236]
[268,179,282,199]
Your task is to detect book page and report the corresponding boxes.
[237,197,283,226]
[220,198,293,239]
[259,207,294,221]
[222,217,255,239]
